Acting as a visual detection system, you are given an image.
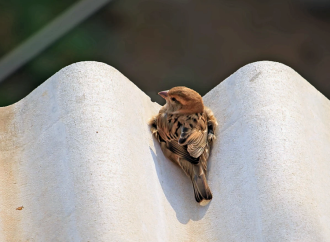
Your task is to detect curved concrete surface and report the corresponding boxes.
[0,61,329,241]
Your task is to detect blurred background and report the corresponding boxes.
[0,0,330,106]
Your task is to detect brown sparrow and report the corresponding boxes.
[149,86,217,206]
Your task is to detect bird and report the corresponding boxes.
[149,86,218,206]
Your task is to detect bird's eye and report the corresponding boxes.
[171,97,176,102]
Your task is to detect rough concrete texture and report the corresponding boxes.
[0,61,330,241]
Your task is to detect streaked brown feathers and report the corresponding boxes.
[149,86,217,205]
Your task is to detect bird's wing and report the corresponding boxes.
[178,113,208,158]
[156,112,200,164]
[185,129,208,158]
[167,139,199,164]
[156,112,210,165]
[178,128,209,170]
[176,113,210,168]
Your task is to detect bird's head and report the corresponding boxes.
[158,86,204,114]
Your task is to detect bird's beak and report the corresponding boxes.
[158,90,169,99]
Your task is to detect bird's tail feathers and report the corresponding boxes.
[192,165,212,206]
